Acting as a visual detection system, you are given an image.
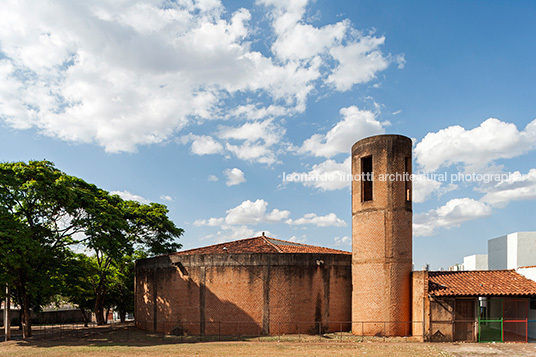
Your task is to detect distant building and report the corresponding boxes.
[463,254,488,270]
[488,232,536,270]
[459,232,536,272]
[448,264,463,271]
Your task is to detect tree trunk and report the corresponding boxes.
[119,310,126,323]
[80,308,89,327]
[20,286,32,339]
[94,293,106,325]
[18,310,23,330]
[105,308,111,324]
[94,275,108,326]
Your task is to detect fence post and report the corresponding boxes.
[525,318,528,343]
[3,285,10,342]
[423,296,427,340]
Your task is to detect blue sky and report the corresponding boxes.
[1,0,536,269]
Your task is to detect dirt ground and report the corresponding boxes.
[438,342,536,356]
[1,340,536,357]
[1,324,535,356]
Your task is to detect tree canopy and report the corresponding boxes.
[0,160,183,336]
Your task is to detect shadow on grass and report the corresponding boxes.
[2,322,418,349]
[2,322,322,348]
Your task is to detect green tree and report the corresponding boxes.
[0,160,184,334]
[80,197,182,325]
[108,251,147,322]
[59,253,96,327]
[122,201,183,256]
[0,161,95,338]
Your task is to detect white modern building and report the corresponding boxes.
[461,232,536,271]
[463,254,488,271]
[488,232,536,270]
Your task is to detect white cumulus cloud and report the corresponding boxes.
[412,173,457,203]
[286,213,346,227]
[224,168,246,186]
[299,106,386,158]
[110,190,149,204]
[286,156,351,191]
[334,236,351,246]
[260,0,391,92]
[289,235,307,243]
[160,195,173,202]
[194,199,345,232]
[412,174,443,203]
[211,225,256,244]
[218,119,285,164]
[327,36,390,91]
[413,198,492,237]
[225,199,290,225]
[195,199,292,228]
[480,169,536,207]
[0,0,396,153]
[414,118,536,172]
[181,134,223,155]
[194,217,225,227]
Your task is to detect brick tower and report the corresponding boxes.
[351,134,412,336]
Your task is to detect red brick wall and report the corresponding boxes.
[135,253,351,335]
[351,135,413,336]
[412,270,429,341]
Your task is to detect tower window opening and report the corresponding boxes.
[405,157,411,202]
[361,156,373,202]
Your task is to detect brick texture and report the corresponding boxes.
[135,252,351,335]
[411,271,429,341]
[351,135,413,336]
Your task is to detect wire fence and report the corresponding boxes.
[137,320,419,339]
[1,320,423,342]
[4,319,534,343]
[0,321,133,342]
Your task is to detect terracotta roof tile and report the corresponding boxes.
[428,270,536,297]
[171,236,351,256]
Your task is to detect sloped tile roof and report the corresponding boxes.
[171,236,351,256]
[428,270,536,297]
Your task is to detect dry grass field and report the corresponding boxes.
[0,340,442,357]
[1,323,535,356]
[2,339,536,357]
